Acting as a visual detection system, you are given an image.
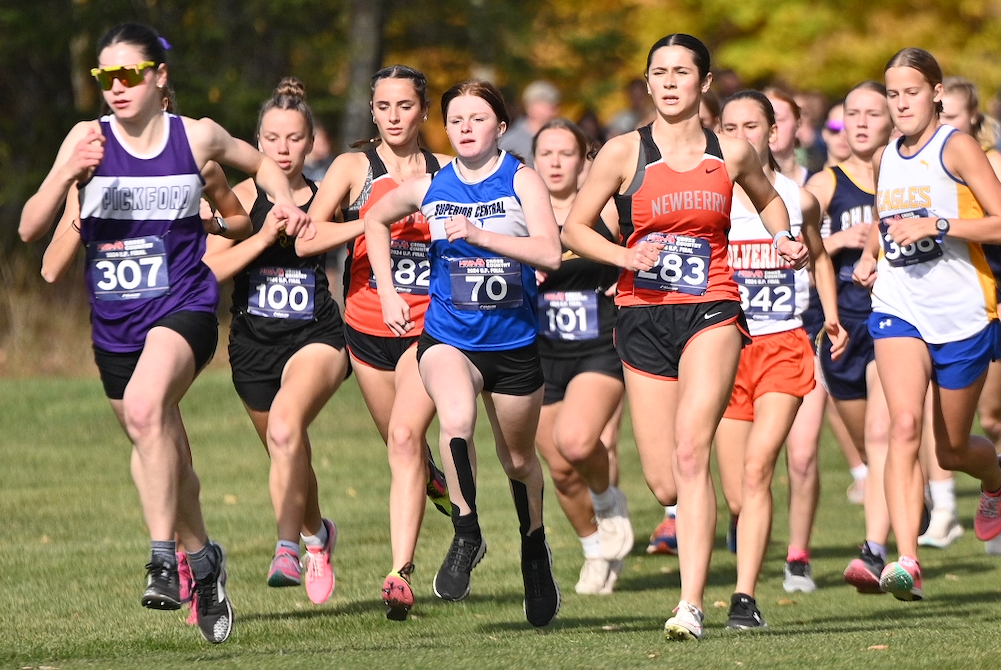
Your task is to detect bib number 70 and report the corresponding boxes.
[466,274,508,302]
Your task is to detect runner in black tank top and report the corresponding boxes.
[204,78,349,608]
[532,119,632,597]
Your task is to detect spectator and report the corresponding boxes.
[607,78,652,138]
[498,80,560,167]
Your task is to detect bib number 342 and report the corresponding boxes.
[88,235,170,301]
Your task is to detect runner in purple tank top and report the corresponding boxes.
[19,22,313,645]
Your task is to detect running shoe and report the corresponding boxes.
[726,592,767,629]
[647,515,678,555]
[426,455,451,517]
[599,559,624,596]
[433,534,486,601]
[987,535,1001,555]
[918,508,964,548]
[267,547,302,588]
[382,562,415,621]
[302,519,337,604]
[664,600,704,641]
[726,515,738,554]
[843,542,886,594]
[193,542,233,644]
[186,591,198,626]
[974,490,1001,541]
[783,560,816,593]
[846,478,865,505]
[879,555,923,601]
[522,537,561,627]
[594,486,634,561]
[142,554,181,610]
[575,557,612,595]
[177,552,194,604]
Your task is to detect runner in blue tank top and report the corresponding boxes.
[19,23,312,644]
[364,80,563,627]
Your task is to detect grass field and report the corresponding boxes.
[2,372,1000,669]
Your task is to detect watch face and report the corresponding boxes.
[936,218,949,232]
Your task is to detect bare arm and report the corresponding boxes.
[800,188,847,359]
[298,152,368,257]
[804,167,867,256]
[202,178,284,282]
[201,161,251,240]
[40,183,83,283]
[20,121,103,242]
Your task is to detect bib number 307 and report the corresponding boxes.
[633,233,710,295]
[88,235,170,301]
[449,256,523,310]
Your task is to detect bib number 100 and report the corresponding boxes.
[255,283,310,312]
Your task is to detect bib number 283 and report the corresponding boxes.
[633,234,710,295]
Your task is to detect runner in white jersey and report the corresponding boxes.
[715,91,846,629]
[854,47,1001,601]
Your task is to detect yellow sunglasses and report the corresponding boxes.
[90,61,155,91]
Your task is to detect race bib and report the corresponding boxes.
[538,291,599,341]
[879,209,942,267]
[248,267,315,320]
[88,235,170,301]
[634,233,710,295]
[735,269,796,320]
[449,256,523,310]
[368,239,430,295]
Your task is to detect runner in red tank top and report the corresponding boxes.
[298,65,452,621]
[562,34,808,641]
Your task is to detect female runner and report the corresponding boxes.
[299,65,452,621]
[202,78,347,607]
[805,81,895,593]
[364,80,563,627]
[531,118,632,595]
[19,22,311,644]
[715,90,846,628]
[853,48,1001,600]
[561,34,807,640]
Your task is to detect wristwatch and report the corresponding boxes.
[935,217,950,241]
[214,216,228,235]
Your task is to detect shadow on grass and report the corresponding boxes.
[239,598,385,622]
[478,614,652,634]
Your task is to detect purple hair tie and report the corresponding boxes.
[158,36,172,51]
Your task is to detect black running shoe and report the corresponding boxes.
[193,542,234,644]
[142,555,181,610]
[844,541,886,594]
[726,592,766,629]
[433,534,486,601]
[522,535,561,627]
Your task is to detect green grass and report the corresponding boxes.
[1,372,999,669]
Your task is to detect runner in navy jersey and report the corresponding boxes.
[531,118,632,595]
[203,78,346,607]
[20,23,311,644]
[364,80,563,627]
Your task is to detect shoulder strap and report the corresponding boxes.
[422,148,441,173]
[365,146,388,179]
[703,127,724,160]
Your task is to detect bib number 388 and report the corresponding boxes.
[633,234,710,295]
[88,235,170,301]
[449,256,523,310]
[879,209,943,267]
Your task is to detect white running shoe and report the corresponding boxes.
[575,557,611,595]
[918,508,964,548]
[782,560,817,593]
[594,486,634,561]
[599,559,623,595]
[664,600,705,641]
[846,478,865,505]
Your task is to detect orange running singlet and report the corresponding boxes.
[343,148,440,336]
[614,125,738,307]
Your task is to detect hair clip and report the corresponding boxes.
[158,36,172,51]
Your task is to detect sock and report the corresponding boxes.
[302,522,328,550]
[454,511,481,539]
[786,547,809,563]
[850,464,868,481]
[865,541,887,562]
[522,526,547,560]
[188,541,220,581]
[580,532,601,559]
[449,437,478,516]
[590,486,616,514]
[150,540,176,564]
[929,477,956,512]
[665,504,677,518]
[277,540,301,557]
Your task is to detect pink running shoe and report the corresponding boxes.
[302,519,337,604]
[879,556,923,601]
[382,562,415,621]
[647,515,678,555]
[176,552,194,604]
[267,547,302,588]
[974,490,1001,541]
[843,543,886,595]
[185,591,198,626]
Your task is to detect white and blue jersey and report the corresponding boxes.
[419,152,539,351]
